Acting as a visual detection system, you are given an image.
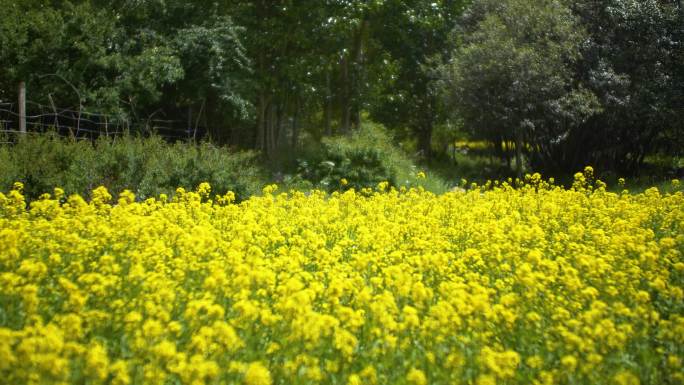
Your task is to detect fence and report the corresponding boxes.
[0,101,207,142]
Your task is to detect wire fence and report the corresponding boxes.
[0,101,207,143]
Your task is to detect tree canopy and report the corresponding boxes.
[1,0,681,175]
[442,0,682,174]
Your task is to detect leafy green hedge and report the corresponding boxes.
[0,134,264,201]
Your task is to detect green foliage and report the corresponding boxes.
[565,0,683,173]
[1,0,679,180]
[296,124,390,190]
[441,0,682,176]
[297,124,396,191]
[0,0,249,124]
[368,0,466,158]
[294,122,453,193]
[443,0,600,174]
[0,134,264,201]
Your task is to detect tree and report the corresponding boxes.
[0,0,250,139]
[369,0,465,159]
[99,0,251,138]
[0,1,123,112]
[567,0,683,173]
[443,0,600,174]
[230,0,386,156]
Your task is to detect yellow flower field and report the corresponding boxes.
[1,169,683,385]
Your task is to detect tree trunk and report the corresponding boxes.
[291,101,299,149]
[206,92,221,142]
[256,93,267,150]
[340,56,351,134]
[267,102,276,157]
[417,122,433,160]
[276,103,286,152]
[350,19,369,132]
[505,141,512,170]
[339,17,369,135]
[193,99,205,143]
[187,105,192,140]
[514,129,524,177]
[232,124,240,148]
[324,71,332,136]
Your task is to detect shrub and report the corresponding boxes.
[296,122,454,193]
[297,123,411,191]
[0,133,265,201]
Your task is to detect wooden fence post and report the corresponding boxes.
[18,81,26,133]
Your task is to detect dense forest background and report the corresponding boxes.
[1,0,682,178]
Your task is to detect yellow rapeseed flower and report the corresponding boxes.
[244,361,272,385]
[406,368,427,385]
[0,175,682,384]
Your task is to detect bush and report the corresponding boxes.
[0,133,265,201]
[297,123,408,191]
[296,122,454,193]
